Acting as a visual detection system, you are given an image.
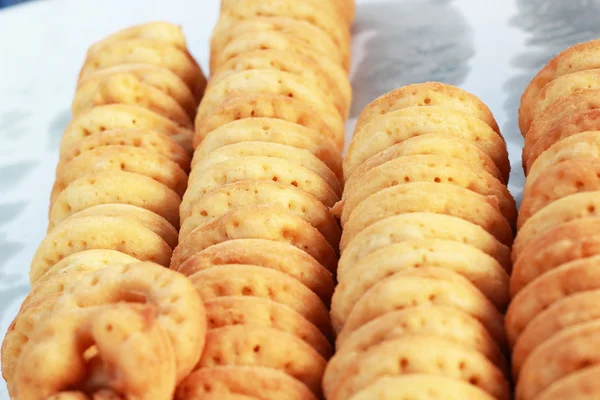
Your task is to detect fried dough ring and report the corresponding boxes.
[14,304,176,400]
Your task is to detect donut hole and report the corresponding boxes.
[117,291,148,304]
[281,229,298,244]
[216,285,227,296]
[242,286,253,296]
[399,357,409,370]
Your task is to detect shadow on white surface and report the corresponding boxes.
[350,0,474,117]
[502,0,600,206]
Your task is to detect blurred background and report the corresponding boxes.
[0,0,31,8]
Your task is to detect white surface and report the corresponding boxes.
[1,0,599,398]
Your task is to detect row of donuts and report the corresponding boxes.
[323,82,516,400]
[508,39,600,400]
[170,0,355,399]
[1,22,208,399]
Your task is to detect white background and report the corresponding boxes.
[1,0,595,397]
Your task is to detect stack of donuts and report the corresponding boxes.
[169,1,353,399]
[508,39,600,399]
[324,82,515,400]
[1,22,207,399]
